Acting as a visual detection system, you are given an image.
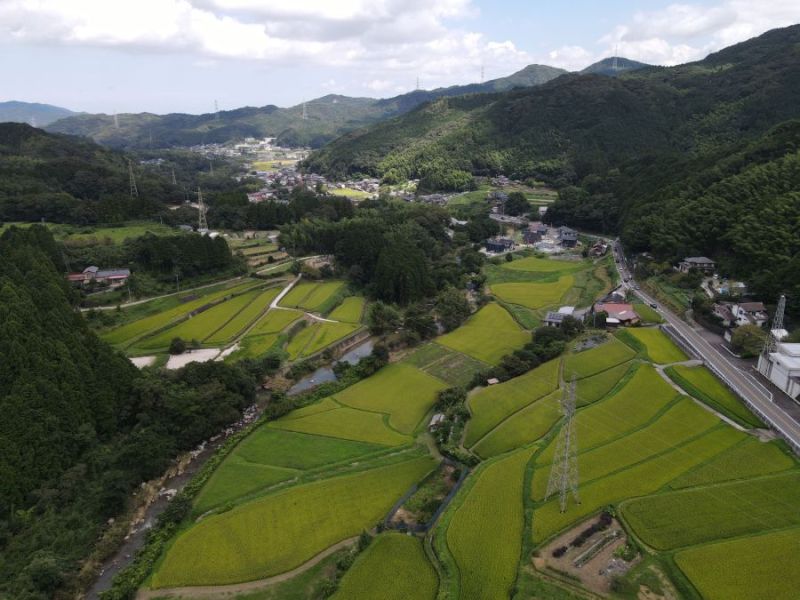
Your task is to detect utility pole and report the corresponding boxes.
[128,160,139,200]
[545,376,580,513]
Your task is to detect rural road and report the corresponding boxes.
[612,241,800,452]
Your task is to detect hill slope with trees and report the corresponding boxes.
[305,25,800,299]
[0,226,262,599]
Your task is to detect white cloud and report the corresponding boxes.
[599,1,800,65]
[1,0,799,103]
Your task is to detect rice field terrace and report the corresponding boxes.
[134,253,800,600]
[99,276,367,365]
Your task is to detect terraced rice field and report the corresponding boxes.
[194,428,383,512]
[328,296,365,323]
[270,405,411,446]
[152,455,436,587]
[502,257,588,273]
[564,336,636,379]
[334,363,447,434]
[280,280,345,312]
[286,321,359,360]
[437,303,529,365]
[575,362,632,406]
[249,308,303,335]
[465,359,560,447]
[101,281,261,346]
[537,364,679,461]
[204,287,281,344]
[532,427,744,542]
[193,457,298,513]
[445,448,534,599]
[620,327,687,364]
[667,364,764,428]
[491,275,574,310]
[622,471,800,550]
[136,289,263,350]
[332,534,438,600]
[472,389,561,459]
[675,527,800,600]
[668,437,795,489]
[532,397,720,499]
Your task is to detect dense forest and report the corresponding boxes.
[305,25,800,300]
[0,226,265,599]
[280,198,486,305]
[0,124,253,225]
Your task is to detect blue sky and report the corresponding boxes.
[1,0,798,114]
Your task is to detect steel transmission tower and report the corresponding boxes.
[302,101,308,120]
[545,377,580,513]
[197,188,208,230]
[128,160,139,199]
[760,295,787,376]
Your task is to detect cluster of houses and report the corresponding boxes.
[483,224,581,255]
[66,266,130,288]
[542,290,642,330]
[247,167,380,204]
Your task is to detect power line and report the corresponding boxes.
[128,160,139,200]
[545,375,580,512]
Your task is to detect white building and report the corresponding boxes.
[758,332,800,400]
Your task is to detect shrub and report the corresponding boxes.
[168,337,186,355]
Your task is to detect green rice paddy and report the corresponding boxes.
[436,303,529,365]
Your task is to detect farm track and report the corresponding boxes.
[136,537,358,599]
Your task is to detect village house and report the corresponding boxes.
[67,266,130,288]
[484,237,515,253]
[732,301,769,327]
[558,226,579,248]
[543,306,576,328]
[678,256,715,273]
[523,222,549,244]
[593,302,640,326]
[588,240,609,257]
[712,303,736,328]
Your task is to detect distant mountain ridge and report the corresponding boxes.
[580,57,650,76]
[0,101,77,127]
[44,63,574,149]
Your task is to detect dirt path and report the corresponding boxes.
[80,275,247,312]
[136,537,357,599]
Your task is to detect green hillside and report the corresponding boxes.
[305,25,800,301]
[46,65,567,150]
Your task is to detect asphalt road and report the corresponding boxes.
[611,242,800,452]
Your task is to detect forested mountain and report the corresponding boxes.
[0,123,251,224]
[305,25,800,295]
[580,56,650,75]
[0,226,262,598]
[45,64,568,150]
[0,100,77,126]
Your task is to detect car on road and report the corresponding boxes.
[649,302,658,309]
